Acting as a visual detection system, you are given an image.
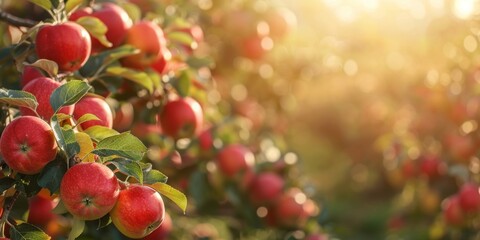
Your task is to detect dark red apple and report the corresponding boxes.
[142,212,172,240]
[248,172,284,204]
[20,66,43,87]
[443,195,464,226]
[458,183,480,212]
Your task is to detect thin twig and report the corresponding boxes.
[0,9,37,28]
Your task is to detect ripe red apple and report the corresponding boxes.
[419,155,445,179]
[198,128,214,151]
[216,144,255,177]
[73,95,113,130]
[112,102,134,132]
[21,66,43,87]
[151,48,172,74]
[248,172,284,204]
[142,212,172,240]
[111,185,165,238]
[458,183,480,212]
[69,2,132,53]
[60,162,119,220]
[131,122,163,141]
[27,195,58,227]
[240,35,272,60]
[36,22,91,72]
[121,21,167,69]
[443,195,464,226]
[0,116,57,174]
[273,188,309,228]
[158,97,203,139]
[20,77,74,120]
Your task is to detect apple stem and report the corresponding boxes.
[0,190,19,237]
[0,9,37,28]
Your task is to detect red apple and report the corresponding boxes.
[69,2,132,53]
[151,48,172,74]
[273,188,309,228]
[73,95,113,130]
[121,21,167,69]
[0,116,57,174]
[216,144,255,177]
[142,212,172,240]
[20,77,74,121]
[20,66,43,87]
[443,195,464,226]
[419,155,445,179]
[173,25,204,53]
[305,234,329,240]
[111,185,165,238]
[60,162,120,220]
[36,22,91,72]
[27,195,58,227]
[158,97,203,139]
[248,172,284,204]
[458,183,480,212]
[113,102,134,132]
[240,35,272,60]
[198,128,214,151]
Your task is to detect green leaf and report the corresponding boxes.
[108,158,143,184]
[75,16,112,48]
[150,182,187,213]
[76,113,101,126]
[104,45,139,63]
[28,0,52,12]
[167,31,195,47]
[55,113,72,123]
[0,88,38,111]
[50,80,91,114]
[91,132,147,160]
[83,126,119,142]
[97,214,112,229]
[0,177,15,194]
[28,59,58,77]
[106,66,153,93]
[66,0,84,13]
[10,222,51,240]
[119,2,141,23]
[144,169,168,184]
[51,116,80,158]
[68,218,85,240]
[37,157,67,194]
[186,56,214,69]
[174,70,191,97]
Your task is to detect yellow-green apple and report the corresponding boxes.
[216,144,255,177]
[0,116,57,174]
[121,21,167,69]
[458,183,480,212]
[20,77,74,120]
[443,195,464,226]
[73,95,113,130]
[60,162,120,220]
[110,185,165,238]
[248,172,284,205]
[158,97,203,139]
[20,66,43,87]
[142,212,172,240]
[35,22,91,72]
[69,2,132,53]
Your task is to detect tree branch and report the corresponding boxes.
[0,9,37,28]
